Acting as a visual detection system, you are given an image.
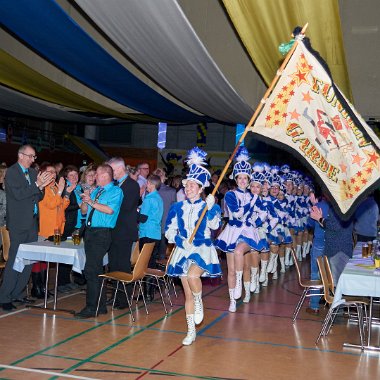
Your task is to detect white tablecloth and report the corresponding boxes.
[332,243,380,308]
[14,239,86,274]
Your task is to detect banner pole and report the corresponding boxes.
[189,23,309,243]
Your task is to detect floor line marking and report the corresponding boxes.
[0,364,96,379]
[45,283,226,380]
[0,291,84,319]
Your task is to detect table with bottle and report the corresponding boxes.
[332,240,380,351]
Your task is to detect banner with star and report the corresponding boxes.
[250,39,380,218]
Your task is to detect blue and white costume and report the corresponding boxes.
[165,199,222,277]
[165,147,222,346]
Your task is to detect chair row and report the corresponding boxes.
[96,242,177,321]
[291,248,368,349]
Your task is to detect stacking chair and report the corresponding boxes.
[291,248,324,323]
[144,246,176,314]
[130,241,140,268]
[96,242,155,321]
[315,256,368,348]
[156,243,177,298]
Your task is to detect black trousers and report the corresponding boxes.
[0,222,38,303]
[83,228,112,311]
[108,238,134,306]
[139,237,160,269]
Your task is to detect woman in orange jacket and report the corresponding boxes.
[31,163,72,298]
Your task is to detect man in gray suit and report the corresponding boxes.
[0,145,54,310]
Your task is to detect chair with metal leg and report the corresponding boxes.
[156,243,177,298]
[315,256,368,348]
[96,242,155,321]
[291,248,324,323]
[144,245,176,314]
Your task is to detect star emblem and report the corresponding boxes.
[289,109,300,121]
[339,162,347,173]
[302,91,313,104]
[351,153,364,166]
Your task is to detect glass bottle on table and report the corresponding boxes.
[53,228,61,245]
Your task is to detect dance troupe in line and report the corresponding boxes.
[165,146,314,345]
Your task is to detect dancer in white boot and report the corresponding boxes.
[276,189,293,274]
[281,165,296,268]
[244,164,270,296]
[265,169,286,282]
[165,148,222,345]
[260,169,281,287]
[214,148,254,309]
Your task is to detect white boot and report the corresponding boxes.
[233,271,243,299]
[302,242,307,258]
[271,255,278,274]
[296,245,302,261]
[262,272,269,286]
[228,289,236,313]
[182,314,196,345]
[279,256,286,273]
[266,252,277,273]
[254,275,260,293]
[287,247,294,266]
[259,260,268,282]
[250,267,258,292]
[272,258,278,279]
[193,291,203,325]
[306,240,312,255]
[284,249,290,266]
[243,282,251,303]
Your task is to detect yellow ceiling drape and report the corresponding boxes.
[0,50,157,122]
[223,0,353,102]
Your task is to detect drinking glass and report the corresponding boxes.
[72,230,81,245]
[53,229,61,245]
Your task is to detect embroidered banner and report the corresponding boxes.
[250,40,380,218]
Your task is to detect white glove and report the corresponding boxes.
[182,239,192,250]
[205,194,215,210]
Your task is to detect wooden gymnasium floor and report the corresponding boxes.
[0,257,379,380]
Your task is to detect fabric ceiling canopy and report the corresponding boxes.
[0,0,204,123]
[0,0,375,125]
[223,0,353,101]
[0,50,157,123]
[0,85,115,124]
[75,0,253,123]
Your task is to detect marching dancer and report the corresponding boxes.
[214,148,263,310]
[281,165,296,267]
[263,168,285,282]
[246,162,270,296]
[165,147,222,346]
